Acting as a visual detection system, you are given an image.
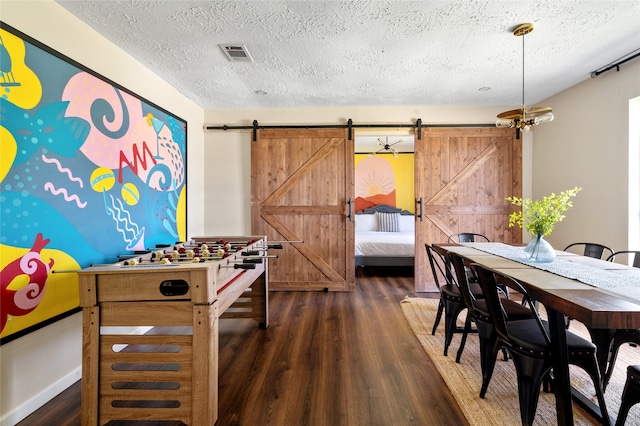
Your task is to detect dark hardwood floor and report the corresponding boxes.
[17,266,467,425]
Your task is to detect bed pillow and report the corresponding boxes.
[375,212,400,232]
[398,215,415,233]
[355,214,377,232]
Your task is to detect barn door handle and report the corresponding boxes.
[416,198,423,222]
[347,198,353,222]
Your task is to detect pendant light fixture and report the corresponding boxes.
[496,23,554,133]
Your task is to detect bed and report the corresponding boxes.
[354,204,415,267]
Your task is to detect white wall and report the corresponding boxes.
[533,60,640,252]
[203,107,533,235]
[0,1,205,424]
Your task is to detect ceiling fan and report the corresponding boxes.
[368,137,402,158]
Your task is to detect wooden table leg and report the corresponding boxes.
[547,307,573,426]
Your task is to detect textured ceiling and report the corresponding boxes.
[55,1,640,111]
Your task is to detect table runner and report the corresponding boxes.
[467,242,640,289]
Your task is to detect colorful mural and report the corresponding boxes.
[0,24,187,342]
[354,153,414,213]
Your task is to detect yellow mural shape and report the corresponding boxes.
[0,244,80,339]
[0,127,17,182]
[177,185,187,241]
[0,28,43,109]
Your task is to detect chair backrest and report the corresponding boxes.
[563,242,614,260]
[447,232,490,243]
[449,252,477,309]
[606,250,640,268]
[425,244,455,291]
[471,263,548,341]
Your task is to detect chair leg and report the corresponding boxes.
[480,339,503,399]
[432,299,444,335]
[570,352,611,426]
[588,328,616,391]
[604,340,624,391]
[510,352,550,426]
[455,310,473,363]
[442,299,465,356]
[565,316,572,329]
[475,320,500,398]
[616,369,640,426]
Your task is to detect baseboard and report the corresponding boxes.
[0,366,82,426]
[1,326,153,425]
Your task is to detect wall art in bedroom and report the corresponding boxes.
[354,154,414,213]
[0,22,187,343]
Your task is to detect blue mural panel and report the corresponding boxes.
[0,23,188,343]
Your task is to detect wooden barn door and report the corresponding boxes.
[414,127,522,292]
[251,128,355,291]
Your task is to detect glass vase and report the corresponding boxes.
[524,234,556,263]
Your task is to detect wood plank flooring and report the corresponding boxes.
[17,267,468,425]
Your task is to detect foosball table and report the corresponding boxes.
[76,236,272,425]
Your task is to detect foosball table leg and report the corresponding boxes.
[81,306,100,426]
[192,302,219,425]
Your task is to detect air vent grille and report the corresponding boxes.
[219,44,253,62]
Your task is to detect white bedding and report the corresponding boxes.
[355,231,415,257]
[354,213,415,257]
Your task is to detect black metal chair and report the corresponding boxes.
[563,242,615,329]
[616,365,640,426]
[606,250,640,268]
[603,328,640,391]
[449,252,534,397]
[425,243,482,356]
[447,232,493,290]
[564,242,615,260]
[604,248,639,379]
[598,251,640,389]
[448,232,490,243]
[471,263,611,426]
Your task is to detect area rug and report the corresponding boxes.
[400,297,640,426]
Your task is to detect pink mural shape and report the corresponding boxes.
[62,72,184,192]
[63,72,146,169]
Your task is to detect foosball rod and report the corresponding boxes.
[219,263,256,269]
[181,240,260,246]
[228,258,263,264]
[227,255,278,264]
[254,240,303,249]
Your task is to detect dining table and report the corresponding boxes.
[434,242,640,426]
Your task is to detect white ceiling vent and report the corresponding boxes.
[219,44,253,62]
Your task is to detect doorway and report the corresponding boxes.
[353,131,416,275]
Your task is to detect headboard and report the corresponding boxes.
[355,204,414,233]
[356,203,413,215]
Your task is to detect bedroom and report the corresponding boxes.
[354,134,416,273]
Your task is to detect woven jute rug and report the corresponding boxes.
[400,297,640,426]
